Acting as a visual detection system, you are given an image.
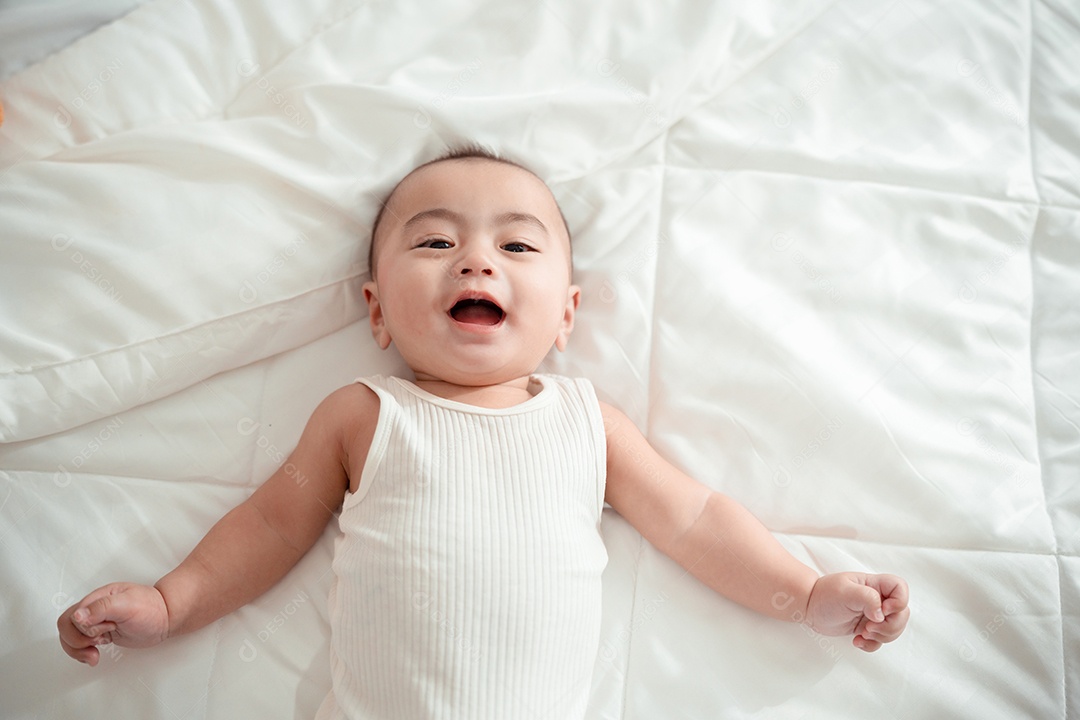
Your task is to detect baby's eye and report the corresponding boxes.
[502,242,534,253]
[418,237,452,250]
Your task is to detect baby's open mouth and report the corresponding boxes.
[449,298,505,326]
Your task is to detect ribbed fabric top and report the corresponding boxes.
[314,373,609,720]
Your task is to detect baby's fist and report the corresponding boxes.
[57,582,170,666]
[804,572,909,652]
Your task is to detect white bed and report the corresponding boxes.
[1,0,1077,717]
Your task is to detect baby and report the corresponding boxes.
[58,147,910,718]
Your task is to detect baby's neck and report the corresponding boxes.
[410,374,540,409]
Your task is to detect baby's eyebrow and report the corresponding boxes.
[403,208,465,230]
[492,211,549,235]
[402,208,549,235]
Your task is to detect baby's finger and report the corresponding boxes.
[853,635,882,652]
[862,610,910,644]
[72,595,124,636]
[846,582,885,624]
[75,618,118,639]
[860,623,894,644]
[869,574,909,610]
[58,623,103,665]
[71,582,138,627]
[58,612,96,649]
[882,598,903,617]
[61,640,100,664]
[852,615,871,639]
[72,605,99,628]
[876,608,911,641]
[79,646,102,666]
[71,583,127,616]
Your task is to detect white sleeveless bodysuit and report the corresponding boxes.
[314,373,609,720]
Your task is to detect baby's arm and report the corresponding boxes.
[57,385,377,665]
[600,402,909,651]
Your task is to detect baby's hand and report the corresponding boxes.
[57,582,170,666]
[804,572,909,652]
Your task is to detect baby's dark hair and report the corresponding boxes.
[367,144,571,275]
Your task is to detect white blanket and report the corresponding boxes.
[1,0,1077,717]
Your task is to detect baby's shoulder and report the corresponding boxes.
[315,381,380,429]
[314,382,381,492]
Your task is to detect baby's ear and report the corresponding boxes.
[363,281,392,349]
[555,285,581,352]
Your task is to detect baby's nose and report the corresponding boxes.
[455,245,497,276]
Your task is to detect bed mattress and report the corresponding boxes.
[1,0,1077,717]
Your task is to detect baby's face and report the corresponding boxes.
[363,159,579,387]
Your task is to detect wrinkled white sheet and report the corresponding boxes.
[0,0,147,81]
[0,0,1077,718]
